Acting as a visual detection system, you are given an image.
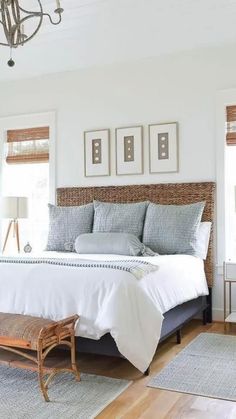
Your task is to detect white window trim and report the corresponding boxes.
[0,111,56,204]
[216,89,236,270]
[0,111,56,249]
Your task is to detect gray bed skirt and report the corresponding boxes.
[75,295,208,358]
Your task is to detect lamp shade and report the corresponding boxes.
[2,197,28,219]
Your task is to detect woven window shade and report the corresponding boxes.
[6,126,49,164]
[226,106,236,146]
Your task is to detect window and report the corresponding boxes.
[6,126,49,164]
[225,105,236,259]
[1,126,50,253]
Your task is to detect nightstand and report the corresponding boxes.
[223,261,236,328]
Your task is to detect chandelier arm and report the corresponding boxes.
[16,26,21,46]
[11,0,22,46]
[10,14,43,47]
[41,12,62,26]
[0,16,8,44]
[0,39,10,46]
[1,5,12,46]
[11,0,20,26]
[5,6,13,35]
[18,0,43,17]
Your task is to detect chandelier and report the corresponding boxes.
[0,0,64,67]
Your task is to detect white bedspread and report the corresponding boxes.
[0,253,208,372]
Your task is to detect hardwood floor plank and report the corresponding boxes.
[136,390,182,419]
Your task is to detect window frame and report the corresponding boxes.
[0,111,56,248]
[216,89,236,269]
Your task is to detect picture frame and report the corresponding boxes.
[84,129,110,177]
[149,122,178,173]
[116,126,143,175]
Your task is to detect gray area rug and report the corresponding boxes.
[0,366,131,419]
[148,333,236,402]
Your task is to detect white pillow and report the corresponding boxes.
[194,222,212,260]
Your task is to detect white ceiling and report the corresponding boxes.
[1,0,236,80]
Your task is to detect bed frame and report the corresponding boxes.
[57,182,215,371]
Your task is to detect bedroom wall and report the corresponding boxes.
[1,45,230,188]
[1,44,236,320]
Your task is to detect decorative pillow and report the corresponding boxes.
[194,222,212,260]
[46,203,94,251]
[74,232,156,256]
[93,200,148,239]
[143,201,205,255]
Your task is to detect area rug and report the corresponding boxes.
[0,366,131,419]
[148,333,236,402]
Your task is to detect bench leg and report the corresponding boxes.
[71,334,80,381]
[37,345,50,402]
[37,335,80,402]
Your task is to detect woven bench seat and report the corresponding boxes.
[0,312,80,402]
[0,313,59,350]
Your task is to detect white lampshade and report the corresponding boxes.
[2,197,28,219]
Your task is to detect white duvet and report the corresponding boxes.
[0,253,208,372]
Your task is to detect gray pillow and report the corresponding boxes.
[46,203,94,251]
[75,232,156,256]
[143,201,205,255]
[93,200,148,239]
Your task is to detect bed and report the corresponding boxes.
[0,182,215,373]
[56,182,215,369]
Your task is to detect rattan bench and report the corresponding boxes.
[0,313,80,402]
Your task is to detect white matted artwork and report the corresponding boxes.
[149,122,178,173]
[116,126,143,175]
[84,129,110,177]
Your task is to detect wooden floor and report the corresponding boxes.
[76,320,236,419]
[1,320,235,418]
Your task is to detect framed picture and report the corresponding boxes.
[116,126,143,175]
[84,129,110,177]
[149,122,178,173]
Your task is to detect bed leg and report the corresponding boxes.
[144,367,150,376]
[206,288,212,323]
[176,329,181,344]
[202,308,207,325]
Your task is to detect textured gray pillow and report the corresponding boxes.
[46,203,94,251]
[93,201,148,239]
[75,232,156,256]
[143,201,205,255]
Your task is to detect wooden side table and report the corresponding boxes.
[223,261,236,329]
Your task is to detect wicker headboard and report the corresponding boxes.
[57,182,216,287]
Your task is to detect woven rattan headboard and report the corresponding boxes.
[57,182,216,287]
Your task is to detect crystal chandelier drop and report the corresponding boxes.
[0,0,64,67]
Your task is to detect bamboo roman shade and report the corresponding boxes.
[226,106,236,146]
[6,126,50,164]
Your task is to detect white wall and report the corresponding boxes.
[1,44,236,319]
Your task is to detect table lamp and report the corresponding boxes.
[2,197,28,253]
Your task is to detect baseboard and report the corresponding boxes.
[212,308,224,322]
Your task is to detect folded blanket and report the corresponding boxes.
[0,256,158,280]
